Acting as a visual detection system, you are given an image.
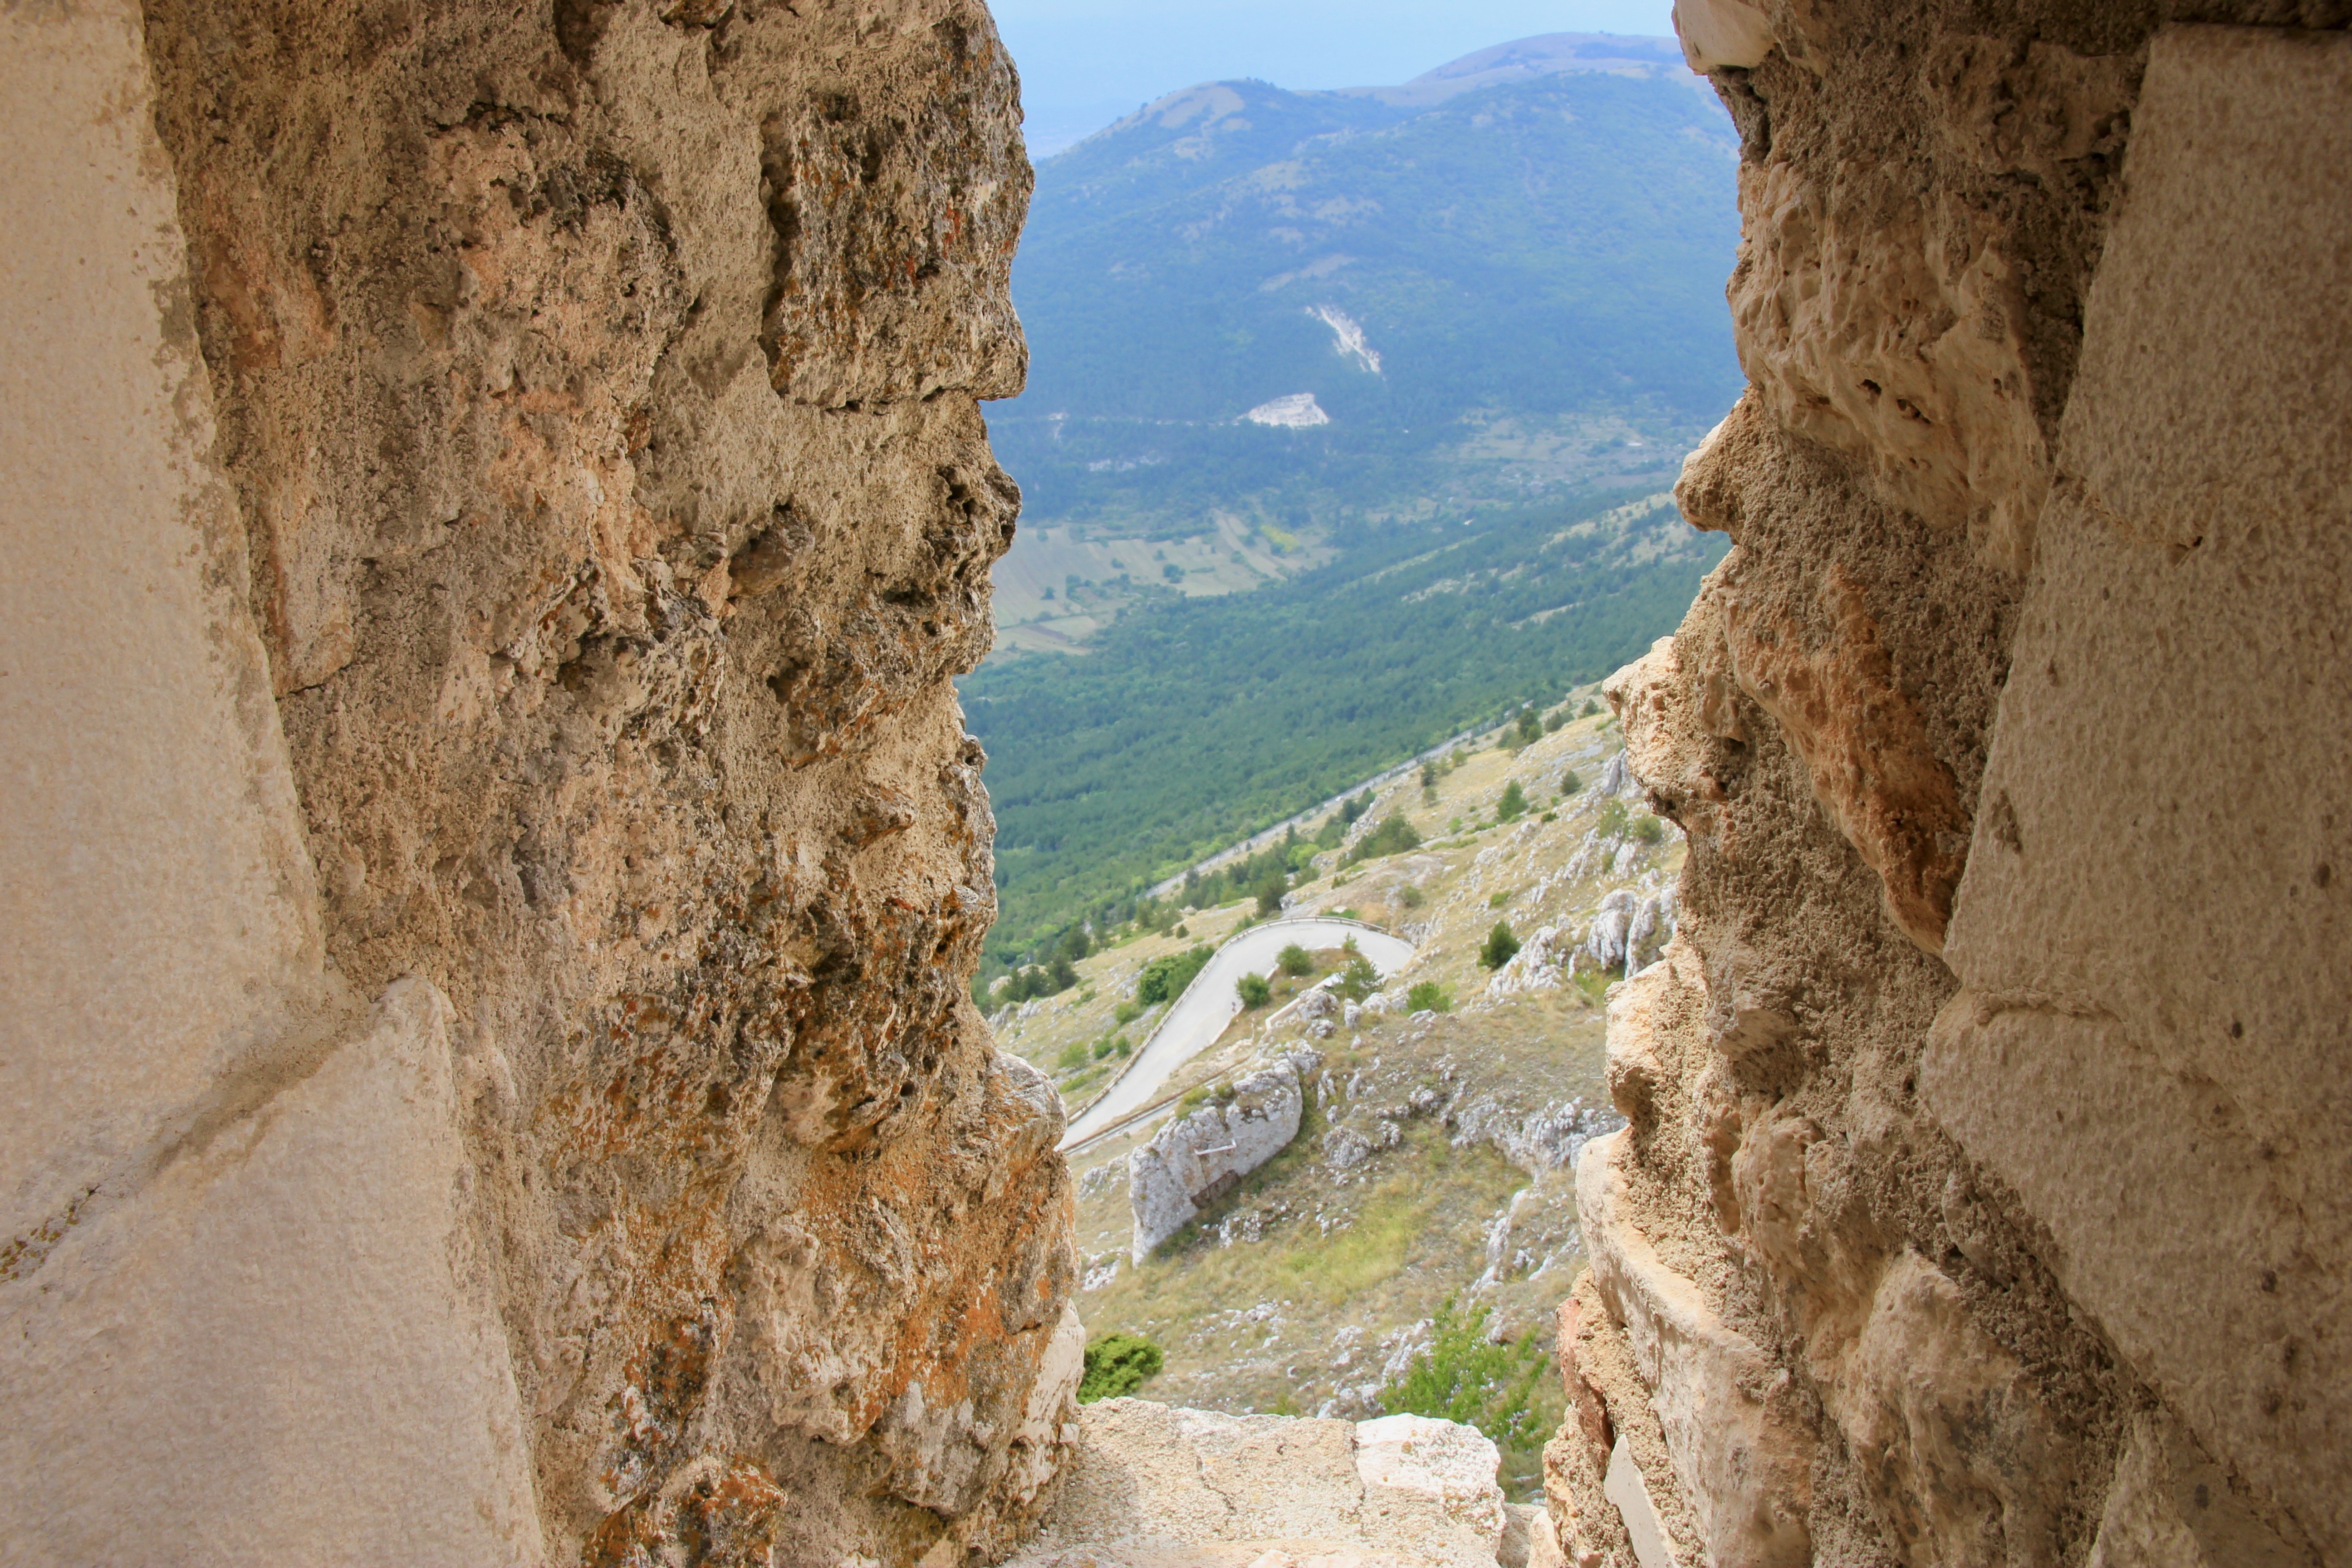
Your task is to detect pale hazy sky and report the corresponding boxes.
[992,0,1682,150]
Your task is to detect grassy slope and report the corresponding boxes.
[995,704,1676,1496]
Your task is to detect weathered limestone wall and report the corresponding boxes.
[0,2,1077,1563]
[1554,6,2350,1566]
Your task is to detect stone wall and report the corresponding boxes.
[0,2,1076,1563]
[1553,6,2350,1566]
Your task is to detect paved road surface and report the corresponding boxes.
[1060,917,1414,1149]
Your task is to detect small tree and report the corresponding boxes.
[1397,885,1425,910]
[1558,769,1584,797]
[1405,979,1451,1014]
[1048,956,1078,992]
[1633,814,1666,844]
[1060,925,1093,962]
[1480,921,1522,971]
[1496,780,1528,823]
[1515,708,1541,744]
[1334,953,1380,1002]
[1277,942,1315,977]
[1579,698,1600,718]
[1254,875,1288,917]
[1237,972,1272,1009]
[1079,1333,1165,1402]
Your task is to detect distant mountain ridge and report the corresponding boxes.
[990,36,1743,535]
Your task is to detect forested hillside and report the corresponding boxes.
[962,491,1725,963]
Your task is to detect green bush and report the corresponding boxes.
[1113,1000,1142,1025]
[1405,980,1451,1014]
[1344,816,1423,865]
[1237,972,1272,1009]
[1480,921,1522,971]
[1048,956,1078,992]
[1377,1296,1550,1480]
[1496,779,1528,823]
[1334,953,1381,1002]
[1056,1040,1091,1071]
[1543,709,1567,733]
[1596,798,1630,838]
[1254,876,1289,917]
[1397,886,1425,910]
[1514,709,1541,744]
[1092,1033,1134,1061]
[1060,926,1093,962]
[1558,769,1583,797]
[1079,1333,1166,1402]
[1277,943,1316,977]
[1137,944,1214,1005]
[1632,814,1666,845]
[1580,698,1601,718]
[1488,889,1510,908]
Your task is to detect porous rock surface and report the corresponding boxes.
[1,2,1076,1563]
[1552,7,2350,1568]
[1006,1400,1516,1568]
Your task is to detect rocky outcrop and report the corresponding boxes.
[1008,1399,1527,1568]
[1,2,1074,1563]
[1554,7,2351,1568]
[1128,1059,1307,1260]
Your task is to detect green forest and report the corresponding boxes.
[960,490,1724,965]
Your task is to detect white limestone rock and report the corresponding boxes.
[1129,1062,1303,1261]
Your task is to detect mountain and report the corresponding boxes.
[987,37,1742,544]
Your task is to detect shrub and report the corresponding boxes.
[1496,780,1528,823]
[1543,708,1567,733]
[1420,761,1439,789]
[1277,943,1315,977]
[1596,798,1630,838]
[1541,811,1557,823]
[1079,1333,1165,1402]
[1558,769,1583,797]
[1488,889,1510,908]
[1060,926,1093,962]
[1056,1040,1091,1071]
[1515,709,1541,744]
[1113,1000,1142,1025]
[1377,1296,1550,1480]
[1137,944,1213,1005]
[1254,876,1288,917]
[1344,816,1423,865]
[1448,817,1464,835]
[1397,886,1425,910]
[1633,814,1666,845]
[1480,921,1522,971]
[1334,953,1380,1002]
[1237,972,1272,1009]
[1048,956,1078,992]
[1405,980,1451,1014]
[1579,698,1600,717]
[1173,923,1188,938]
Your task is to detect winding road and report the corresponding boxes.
[1060,916,1415,1149]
